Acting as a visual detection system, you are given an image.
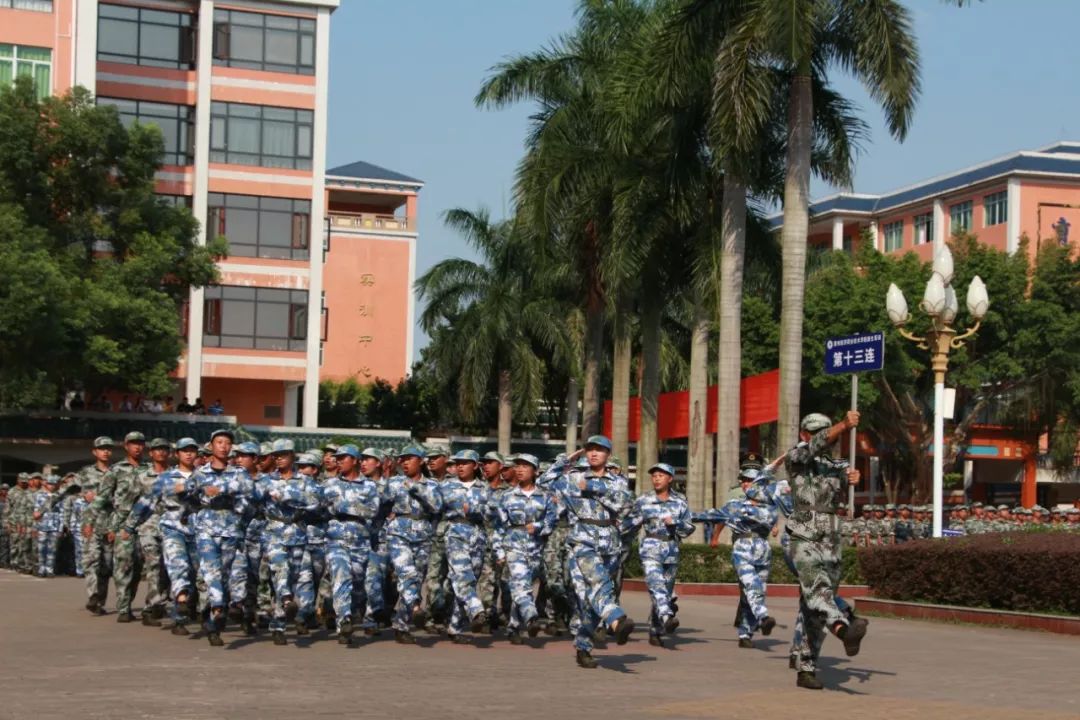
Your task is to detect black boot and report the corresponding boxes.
[842,616,869,657]
[649,635,665,648]
[797,671,823,690]
[613,617,635,646]
[760,616,776,636]
[526,617,542,638]
[508,632,523,645]
[283,598,298,622]
[450,633,470,645]
[272,631,287,646]
[470,611,488,633]
[394,630,416,645]
[171,623,189,636]
[738,638,753,649]
[575,649,598,669]
[142,613,162,627]
[116,611,134,623]
[663,615,680,634]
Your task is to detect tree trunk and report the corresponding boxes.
[497,369,512,456]
[581,297,604,438]
[718,172,746,490]
[611,292,632,467]
[638,297,662,474]
[687,296,709,515]
[776,73,814,457]
[564,375,579,454]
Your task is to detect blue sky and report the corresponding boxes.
[326,1,1078,359]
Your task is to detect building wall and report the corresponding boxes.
[321,232,413,385]
[1019,179,1080,257]
[201,377,285,425]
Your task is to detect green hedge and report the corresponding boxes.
[859,532,1080,615]
[625,543,864,585]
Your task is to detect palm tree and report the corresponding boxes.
[415,207,573,454]
[713,0,921,454]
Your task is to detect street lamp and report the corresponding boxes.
[885,244,989,538]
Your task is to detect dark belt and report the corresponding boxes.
[206,497,233,511]
[395,512,426,520]
[577,517,614,527]
[333,513,369,524]
[645,532,674,541]
[449,517,484,527]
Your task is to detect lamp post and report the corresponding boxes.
[885,244,989,538]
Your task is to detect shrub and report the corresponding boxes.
[859,532,1080,614]
[625,543,864,585]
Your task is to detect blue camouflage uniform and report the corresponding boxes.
[385,470,443,633]
[34,485,63,576]
[626,482,694,639]
[439,469,491,636]
[363,473,394,631]
[718,487,778,640]
[193,462,253,619]
[495,481,558,635]
[320,463,381,633]
[124,466,199,625]
[68,496,87,576]
[546,459,632,653]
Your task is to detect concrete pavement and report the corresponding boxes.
[0,569,1077,720]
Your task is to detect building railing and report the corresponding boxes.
[328,212,415,233]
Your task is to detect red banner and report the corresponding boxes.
[602,369,779,441]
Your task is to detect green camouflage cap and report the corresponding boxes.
[258,442,274,457]
[800,413,832,433]
[148,437,171,450]
[124,431,146,443]
[971,501,983,508]
[93,436,116,448]
[481,451,504,464]
[996,504,1009,511]
[425,446,449,459]
[885,503,896,511]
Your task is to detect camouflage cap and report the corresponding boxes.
[235,441,260,456]
[885,503,896,511]
[209,429,235,443]
[258,442,274,457]
[800,413,832,433]
[175,437,199,451]
[899,504,911,511]
[271,438,295,454]
[44,474,59,484]
[148,437,170,450]
[450,449,480,464]
[198,443,212,456]
[93,436,116,448]
[16,472,28,482]
[584,435,612,451]
[398,445,426,459]
[334,444,361,459]
[1068,508,1079,515]
[512,453,540,469]
[359,447,384,461]
[647,462,676,478]
[321,442,340,454]
[837,502,847,509]
[481,451,504,464]
[28,471,43,480]
[971,501,983,508]
[424,446,449,459]
[124,431,146,443]
[296,452,321,467]
[606,456,623,469]
[996,504,1009,511]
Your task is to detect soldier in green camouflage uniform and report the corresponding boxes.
[882,504,897,544]
[0,484,9,568]
[137,438,172,625]
[79,438,116,613]
[93,432,148,621]
[786,410,869,691]
[6,475,28,571]
[836,504,851,547]
[16,473,38,572]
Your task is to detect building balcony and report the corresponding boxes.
[329,211,415,234]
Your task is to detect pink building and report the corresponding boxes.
[1,0,421,426]
[771,142,1080,263]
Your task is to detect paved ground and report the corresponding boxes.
[1,569,1077,720]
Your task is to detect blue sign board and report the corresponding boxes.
[824,331,885,375]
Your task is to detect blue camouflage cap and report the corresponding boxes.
[296,452,321,467]
[175,437,199,451]
[481,451,504,464]
[235,441,259,456]
[334,444,361,459]
[398,445,426,458]
[584,435,612,451]
[512,453,539,469]
[271,438,295,454]
[450,449,480,464]
[647,463,676,478]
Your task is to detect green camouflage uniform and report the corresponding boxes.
[93,461,148,615]
[785,429,850,674]
[78,464,113,604]
[6,483,25,570]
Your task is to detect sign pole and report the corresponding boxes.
[849,373,858,511]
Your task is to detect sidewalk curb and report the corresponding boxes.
[622,579,870,598]
[854,597,1080,636]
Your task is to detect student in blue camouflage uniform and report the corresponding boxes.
[477,451,512,632]
[229,442,264,635]
[439,450,491,643]
[93,432,148,622]
[241,442,276,632]
[545,436,636,669]
[385,446,444,644]
[321,444,381,645]
[254,439,314,646]
[362,449,393,635]
[61,474,86,577]
[33,474,63,576]
[293,453,328,635]
[123,437,201,636]
[494,453,557,644]
[625,463,694,648]
[192,429,254,646]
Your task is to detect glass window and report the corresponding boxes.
[98,97,194,166]
[984,191,1007,227]
[204,286,309,351]
[950,201,973,234]
[209,102,313,170]
[213,9,315,76]
[884,221,903,252]
[0,44,51,99]
[913,212,933,245]
[207,192,311,260]
[0,1,54,11]
[97,4,194,70]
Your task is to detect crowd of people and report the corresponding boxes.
[837,500,1079,544]
[63,393,226,415]
[8,409,1069,686]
